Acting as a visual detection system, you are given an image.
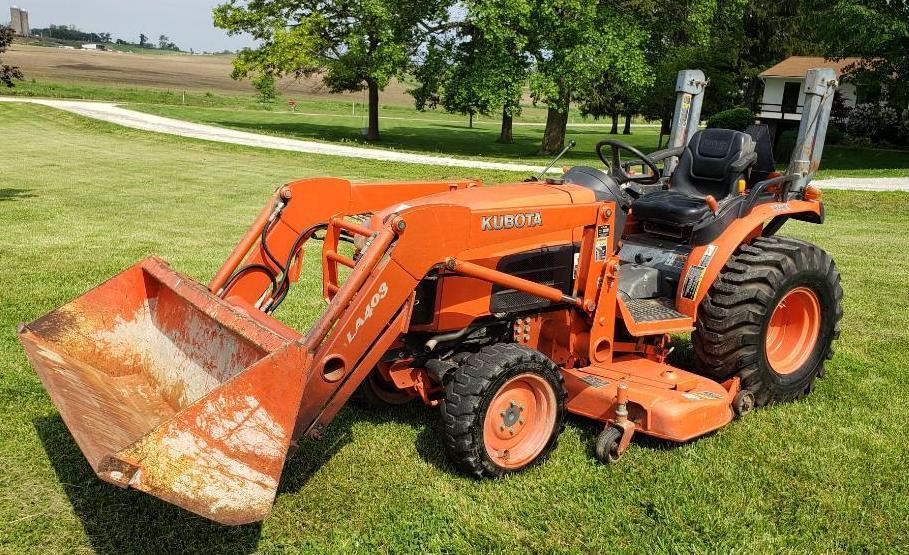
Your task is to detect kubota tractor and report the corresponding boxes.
[18,69,843,525]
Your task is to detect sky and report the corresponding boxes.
[11,0,257,52]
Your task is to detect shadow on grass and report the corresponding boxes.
[0,188,36,201]
[32,404,428,554]
[408,339,704,473]
[34,414,263,555]
[820,145,909,173]
[32,337,708,551]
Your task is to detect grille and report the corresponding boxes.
[490,245,575,314]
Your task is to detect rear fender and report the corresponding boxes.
[675,200,823,317]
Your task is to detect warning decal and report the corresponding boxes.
[682,390,725,401]
[680,244,718,301]
[594,225,611,261]
[681,265,704,300]
[579,375,610,388]
[698,244,718,267]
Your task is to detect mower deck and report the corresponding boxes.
[564,358,735,443]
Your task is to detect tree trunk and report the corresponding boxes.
[610,112,619,134]
[366,79,380,141]
[498,106,514,144]
[469,112,474,128]
[623,113,632,135]
[541,107,569,154]
[657,113,672,149]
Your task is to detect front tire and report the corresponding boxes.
[693,236,843,406]
[352,369,414,409]
[441,344,566,477]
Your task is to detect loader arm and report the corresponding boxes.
[288,199,607,440]
[210,177,481,311]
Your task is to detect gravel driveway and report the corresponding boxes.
[2,97,907,191]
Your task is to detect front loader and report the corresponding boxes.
[18,69,843,525]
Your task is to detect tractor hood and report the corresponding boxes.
[374,182,597,221]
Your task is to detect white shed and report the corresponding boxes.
[757,57,860,121]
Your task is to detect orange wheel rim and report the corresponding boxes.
[765,287,821,375]
[483,373,556,469]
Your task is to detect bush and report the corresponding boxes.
[826,125,844,145]
[846,104,877,138]
[846,103,905,144]
[900,110,909,145]
[706,107,755,131]
[252,73,278,104]
[843,135,872,148]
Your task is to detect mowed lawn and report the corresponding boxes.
[1,103,908,553]
[130,103,909,179]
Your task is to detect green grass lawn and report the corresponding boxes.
[1,79,563,123]
[130,103,909,179]
[1,102,908,553]
[5,79,907,179]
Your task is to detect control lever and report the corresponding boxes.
[705,195,719,215]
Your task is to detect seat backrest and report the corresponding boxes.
[745,124,775,186]
[671,128,756,200]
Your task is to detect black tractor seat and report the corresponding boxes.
[632,128,758,238]
[630,191,713,226]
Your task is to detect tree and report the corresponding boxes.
[157,34,179,51]
[528,1,651,153]
[702,0,822,109]
[252,72,279,103]
[631,0,816,146]
[818,0,909,107]
[578,73,634,134]
[0,26,23,88]
[410,1,531,142]
[214,0,453,141]
[456,0,532,143]
[139,33,148,47]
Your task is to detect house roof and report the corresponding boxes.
[759,56,863,79]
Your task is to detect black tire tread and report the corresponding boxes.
[441,343,566,478]
[692,235,843,406]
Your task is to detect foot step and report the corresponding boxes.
[625,297,687,323]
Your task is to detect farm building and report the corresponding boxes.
[757,56,861,123]
[9,6,30,36]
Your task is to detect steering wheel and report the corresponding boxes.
[595,139,661,185]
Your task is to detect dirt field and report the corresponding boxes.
[5,44,415,104]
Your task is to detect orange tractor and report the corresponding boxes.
[18,69,843,525]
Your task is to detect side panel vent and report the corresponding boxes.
[490,244,576,314]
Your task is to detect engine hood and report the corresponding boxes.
[374,182,596,221]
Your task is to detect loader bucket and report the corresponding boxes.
[18,256,312,525]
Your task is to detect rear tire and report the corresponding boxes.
[693,236,843,407]
[441,343,566,478]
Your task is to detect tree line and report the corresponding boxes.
[29,24,183,52]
